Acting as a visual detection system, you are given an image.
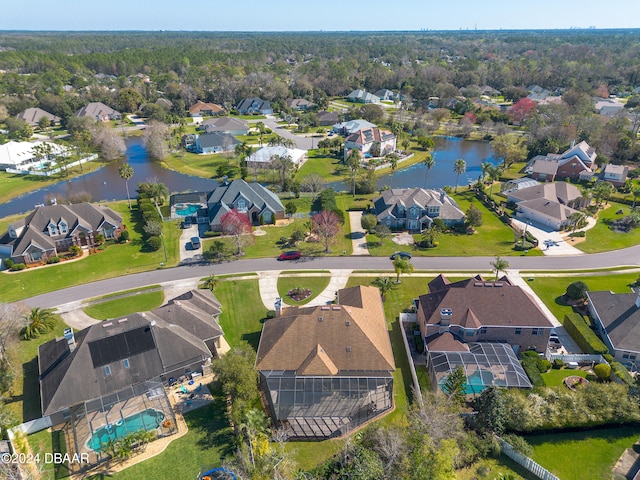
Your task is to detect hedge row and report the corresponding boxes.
[611,362,636,386]
[563,313,609,354]
[520,351,547,387]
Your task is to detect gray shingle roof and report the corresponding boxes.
[201,117,249,132]
[373,188,465,223]
[588,291,640,354]
[207,179,284,226]
[75,102,120,119]
[16,108,60,126]
[197,132,240,149]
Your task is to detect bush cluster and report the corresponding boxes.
[563,313,608,354]
[610,362,635,386]
[137,195,163,251]
[3,259,14,269]
[11,263,26,271]
[520,350,549,387]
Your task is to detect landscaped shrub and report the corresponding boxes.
[501,434,532,457]
[46,256,61,264]
[594,363,611,380]
[520,351,545,387]
[552,359,565,369]
[3,259,14,269]
[118,230,130,243]
[566,281,589,300]
[514,240,534,251]
[603,353,614,363]
[569,231,586,237]
[11,263,25,271]
[611,362,635,386]
[563,313,608,354]
[68,245,82,257]
[146,236,162,251]
[538,359,552,373]
[266,310,276,319]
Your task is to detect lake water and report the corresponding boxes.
[329,136,497,191]
[0,136,495,218]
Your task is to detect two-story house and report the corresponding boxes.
[528,140,597,182]
[343,127,396,160]
[236,97,273,115]
[372,188,465,232]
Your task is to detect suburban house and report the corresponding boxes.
[599,164,629,187]
[0,140,68,171]
[346,89,380,104]
[207,179,285,230]
[75,102,122,122]
[285,98,314,111]
[236,97,273,115]
[245,146,307,170]
[332,119,376,136]
[372,188,466,232]
[595,98,625,116]
[38,289,225,464]
[0,203,123,266]
[16,107,60,127]
[201,117,250,136]
[317,110,339,126]
[193,132,240,154]
[527,140,597,182]
[188,101,225,117]
[155,98,173,110]
[343,127,396,160]
[417,274,554,393]
[374,89,396,101]
[506,181,587,230]
[587,290,640,365]
[255,286,395,439]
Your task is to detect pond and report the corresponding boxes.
[328,136,497,191]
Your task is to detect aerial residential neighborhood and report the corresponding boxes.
[1,15,640,480]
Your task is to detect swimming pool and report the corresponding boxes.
[175,204,202,216]
[87,408,165,451]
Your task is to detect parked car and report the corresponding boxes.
[191,236,201,249]
[390,251,412,260]
[278,251,301,261]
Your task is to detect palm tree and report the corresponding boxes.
[22,307,57,340]
[387,153,399,176]
[480,161,492,184]
[203,274,219,292]
[453,158,466,193]
[423,153,435,189]
[631,186,640,208]
[345,149,362,197]
[568,211,586,233]
[272,154,294,190]
[486,165,501,198]
[118,163,134,210]
[490,256,510,281]
[255,122,266,146]
[148,181,169,207]
[239,409,271,467]
[392,257,414,283]
[372,277,395,302]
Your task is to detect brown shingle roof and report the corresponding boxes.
[255,286,395,374]
[426,332,469,352]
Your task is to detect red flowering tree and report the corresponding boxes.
[510,97,536,125]
[311,210,340,253]
[221,209,254,255]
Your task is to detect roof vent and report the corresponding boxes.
[63,327,76,351]
[494,282,503,287]
[102,322,113,328]
[118,318,128,323]
[484,282,493,287]
[150,320,157,327]
[345,321,351,326]
[332,306,341,310]
[346,346,351,352]
[321,306,331,310]
[318,316,323,322]
[474,282,483,287]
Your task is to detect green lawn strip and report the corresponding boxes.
[83,290,164,320]
[541,368,588,387]
[526,426,640,480]
[0,202,181,303]
[7,317,68,421]
[520,266,640,275]
[111,387,234,480]
[160,151,235,179]
[297,151,347,181]
[577,202,640,253]
[26,429,55,480]
[83,285,162,303]
[526,273,639,324]
[215,278,268,349]
[230,114,266,120]
[277,275,331,306]
[285,438,345,471]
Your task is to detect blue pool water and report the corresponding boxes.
[87,409,165,451]
[175,204,201,216]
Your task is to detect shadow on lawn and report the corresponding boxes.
[191,385,235,457]
[22,357,43,421]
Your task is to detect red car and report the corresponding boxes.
[278,251,302,261]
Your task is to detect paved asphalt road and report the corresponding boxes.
[23,243,640,309]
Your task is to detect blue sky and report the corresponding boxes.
[2,0,639,31]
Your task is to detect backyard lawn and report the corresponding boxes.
[296,150,347,181]
[526,272,639,324]
[541,368,588,386]
[277,273,331,305]
[526,426,640,480]
[0,201,181,303]
[577,202,640,253]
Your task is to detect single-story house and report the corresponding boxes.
[372,188,465,232]
[317,111,339,126]
[188,101,225,117]
[346,89,380,104]
[595,98,624,116]
[194,132,240,154]
[0,203,123,266]
[75,102,121,122]
[16,108,61,127]
[236,98,273,115]
[285,98,314,111]
[245,146,306,170]
[374,89,396,101]
[587,290,640,364]
[207,179,285,230]
[599,164,629,187]
[201,117,250,136]
[507,181,587,230]
[343,127,396,160]
[0,140,67,171]
[255,286,395,439]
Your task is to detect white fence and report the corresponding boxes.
[5,154,97,177]
[373,153,414,171]
[399,313,421,396]
[499,437,560,480]
[545,351,607,365]
[10,416,52,436]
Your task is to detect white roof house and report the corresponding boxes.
[0,141,68,171]
[246,146,307,167]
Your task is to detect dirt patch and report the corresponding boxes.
[392,232,415,245]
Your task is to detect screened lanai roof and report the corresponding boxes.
[428,342,532,391]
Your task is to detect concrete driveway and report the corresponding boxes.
[179,224,203,263]
[348,211,370,255]
[512,219,583,256]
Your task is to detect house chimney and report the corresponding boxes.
[64,327,76,351]
[570,139,575,149]
[274,297,282,317]
[636,290,640,309]
[439,190,445,203]
[440,308,452,326]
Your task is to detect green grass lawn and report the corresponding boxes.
[277,274,331,305]
[27,429,67,480]
[83,290,164,320]
[297,150,347,181]
[577,202,640,253]
[160,151,234,179]
[541,368,588,386]
[366,190,542,257]
[526,426,640,480]
[0,202,181,303]
[526,272,639,323]
[112,385,234,480]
